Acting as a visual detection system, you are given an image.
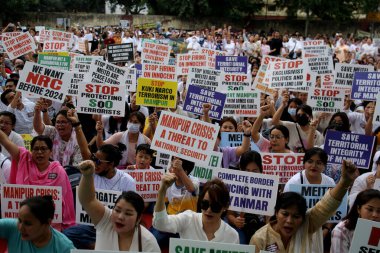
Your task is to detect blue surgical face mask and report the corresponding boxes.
[127,122,141,133]
[288,108,296,116]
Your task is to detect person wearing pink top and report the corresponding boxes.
[0,130,75,231]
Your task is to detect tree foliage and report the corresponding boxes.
[146,0,264,19]
[108,0,147,14]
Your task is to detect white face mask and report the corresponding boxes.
[127,122,141,133]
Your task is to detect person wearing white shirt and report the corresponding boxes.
[361,38,377,57]
[0,111,24,158]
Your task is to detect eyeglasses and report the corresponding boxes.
[200,199,223,213]
[269,134,284,140]
[32,147,50,153]
[0,121,12,126]
[55,121,70,126]
[91,155,111,165]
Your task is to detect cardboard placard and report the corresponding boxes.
[216,168,279,215]
[190,151,223,183]
[39,29,74,45]
[262,153,304,184]
[43,40,69,52]
[220,72,251,92]
[126,68,137,92]
[136,78,177,108]
[77,82,126,116]
[17,62,72,102]
[251,55,283,95]
[351,72,380,100]
[183,85,226,120]
[68,72,84,96]
[2,32,37,60]
[72,55,103,73]
[84,59,127,86]
[307,88,345,113]
[1,184,62,222]
[267,59,307,89]
[198,48,226,68]
[302,40,329,58]
[348,218,380,253]
[142,63,176,81]
[38,53,71,71]
[324,131,375,169]
[334,63,374,89]
[155,152,171,169]
[126,169,165,202]
[169,238,255,253]
[141,41,170,65]
[306,56,334,75]
[151,111,219,164]
[176,53,207,76]
[223,91,260,117]
[289,184,347,223]
[76,188,121,225]
[107,43,134,63]
[215,56,248,73]
[187,67,222,92]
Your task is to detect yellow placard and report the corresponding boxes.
[136,78,177,108]
[21,134,33,151]
[38,51,69,57]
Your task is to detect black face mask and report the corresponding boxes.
[296,114,309,126]
[330,122,345,131]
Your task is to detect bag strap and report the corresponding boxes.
[299,171,304,184]
[138,225,142,252]
[295,125,306,152]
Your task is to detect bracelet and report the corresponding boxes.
[243,132,251,137]
[41,109,47,113]
[72,121,81,127]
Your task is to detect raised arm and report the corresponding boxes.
[252,105,271,143]
[271,90,289,126]
[235,120,253,157]
[95,120,105,148]
[78,160,105,226]
[200,103,211,123]
[306,117,320,150]
[0,129,20,162]
[67,109,91,160]
[365,106,374,136]
[33,99,46,135]
[171,158,195,193]
[154,173,177,213]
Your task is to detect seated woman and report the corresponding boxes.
[0,195,75,253]
[153,174,239,243]
[0,130,75,231]
[331,189,380,253]
[284,148,335,192]
[96,111,151,169]
[77,160,160,252]
[33,106,83,166]
[226,151,266,244]
[250,159,359,253]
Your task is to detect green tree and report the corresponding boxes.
[146,0,264,20]
[1,0,39,25]
[108,0,148,14]
[276,0,380,35]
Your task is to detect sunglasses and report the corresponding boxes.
[200,199,223,213]
[91,154,111,166]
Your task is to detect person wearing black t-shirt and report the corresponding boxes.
[269,31,283,56]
